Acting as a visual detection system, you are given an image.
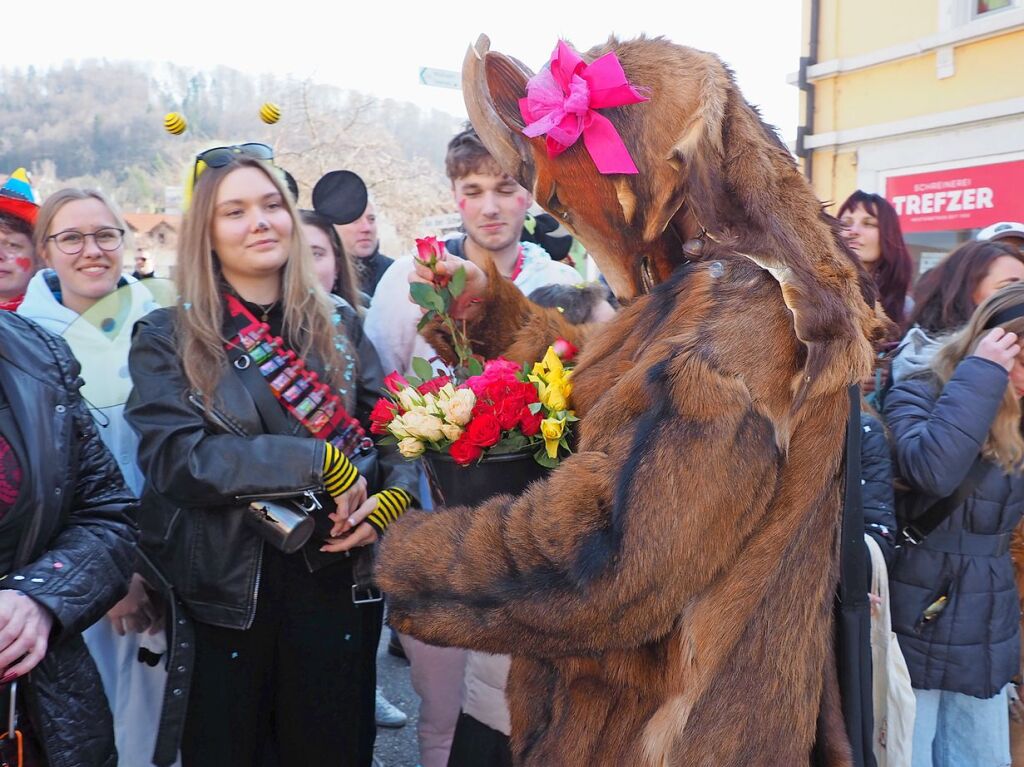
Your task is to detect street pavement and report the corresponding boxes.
[374,630,421,767]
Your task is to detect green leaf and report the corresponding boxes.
[416,310,437,331]
[412,357,435,382]
[450,266,467,298]
[466,357,484,377]
[377,435,398,445]
[528,402,544,415]
[491,434,529,454]
[534,449,560,468]
[410,282,445,313]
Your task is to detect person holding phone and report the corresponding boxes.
[884,284,1024,766]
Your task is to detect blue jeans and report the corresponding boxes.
[912,687,1011,767]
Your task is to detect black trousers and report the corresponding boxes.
[182,549,383,767]
[447,712,513,767]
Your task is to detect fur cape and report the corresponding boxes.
[376,35,883,767]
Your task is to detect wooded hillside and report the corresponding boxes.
[0,61,461,248]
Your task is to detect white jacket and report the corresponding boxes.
[18,270,164,494]
[366,241,577,735]
[365,241,579,377]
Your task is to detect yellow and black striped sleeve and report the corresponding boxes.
[366,488,414,534]
[322,442,359,497]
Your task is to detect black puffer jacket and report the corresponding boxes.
[884,355,1023,697]
[125,303,418,630]
[0,312,138,767]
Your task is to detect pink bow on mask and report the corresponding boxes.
[519,40,647,175]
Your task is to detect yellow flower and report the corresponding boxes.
[531,346,565,380]
[539,380,568,411]
[540,417,565,459]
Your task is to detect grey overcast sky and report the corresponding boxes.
[4,0,802,142]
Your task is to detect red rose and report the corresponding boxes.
[464,413,502,448]
[383,371,410,395]
[553,337,579,361]
[519,408,543,436]
[414,236,447,268]
[449,435,483,466]
[369,397,398,435]
[418,374,451,396]
[496,396,523,431]
[518,381,540,406]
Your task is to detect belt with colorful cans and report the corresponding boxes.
[224,294,368,456]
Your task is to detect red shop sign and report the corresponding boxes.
[885,160,1024,233]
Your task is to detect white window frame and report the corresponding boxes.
[971,0,1021,21]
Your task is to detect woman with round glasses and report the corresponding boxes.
[18,188,172,766]
[125,151,417,766]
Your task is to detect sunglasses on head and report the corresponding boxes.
[191,143,274,190]
[197,142,274,168]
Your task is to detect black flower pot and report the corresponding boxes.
[423,450,549,508]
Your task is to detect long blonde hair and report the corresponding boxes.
[932,283,1024,472]
[176,155,343,401]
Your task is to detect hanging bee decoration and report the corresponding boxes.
[259,102,281,125]
[163,112,187,135]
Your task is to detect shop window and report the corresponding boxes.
[974,0,1015,17]
[904,230,976,278]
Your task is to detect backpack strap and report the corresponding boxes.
[900,458,990,545]
[839,384,867,604]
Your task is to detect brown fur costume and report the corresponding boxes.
[376,36,885,766]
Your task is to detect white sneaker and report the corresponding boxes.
[375,686,408,728]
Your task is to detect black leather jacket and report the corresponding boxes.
[0,312,138,767]
[125,303,418,631]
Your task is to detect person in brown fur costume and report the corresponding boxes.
[375,35,887,766]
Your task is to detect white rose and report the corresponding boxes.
[440,422,463,442]
[436,383,457,401]
[397,437,425,458]
[440,389,476,426]
[396,387,421,412]
[389,414,411,439]
[402,411,445,442]
[421,392,443,415]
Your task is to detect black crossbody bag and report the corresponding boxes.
[897,458,989,545]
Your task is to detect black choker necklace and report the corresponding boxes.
[252,299,280,323]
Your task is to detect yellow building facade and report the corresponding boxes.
[795,0,1024,270]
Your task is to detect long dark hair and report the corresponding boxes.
[299,210,360,310]
[907,240,1024,335]
[838,191,913,325]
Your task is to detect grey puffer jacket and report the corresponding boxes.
[884,355,1024,698]
[0,312,138,767]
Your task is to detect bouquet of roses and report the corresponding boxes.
[370,347,577,467]
[370,234,578,467]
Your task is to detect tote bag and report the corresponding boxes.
[866,535,916,767]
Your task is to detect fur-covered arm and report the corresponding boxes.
[422,258,588,366]
[377,350,782,657]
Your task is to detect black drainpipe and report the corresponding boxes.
[796,0,820,182]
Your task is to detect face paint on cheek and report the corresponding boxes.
[516,194,529,211]
[15,258,31,272]
[457,198,467,211]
